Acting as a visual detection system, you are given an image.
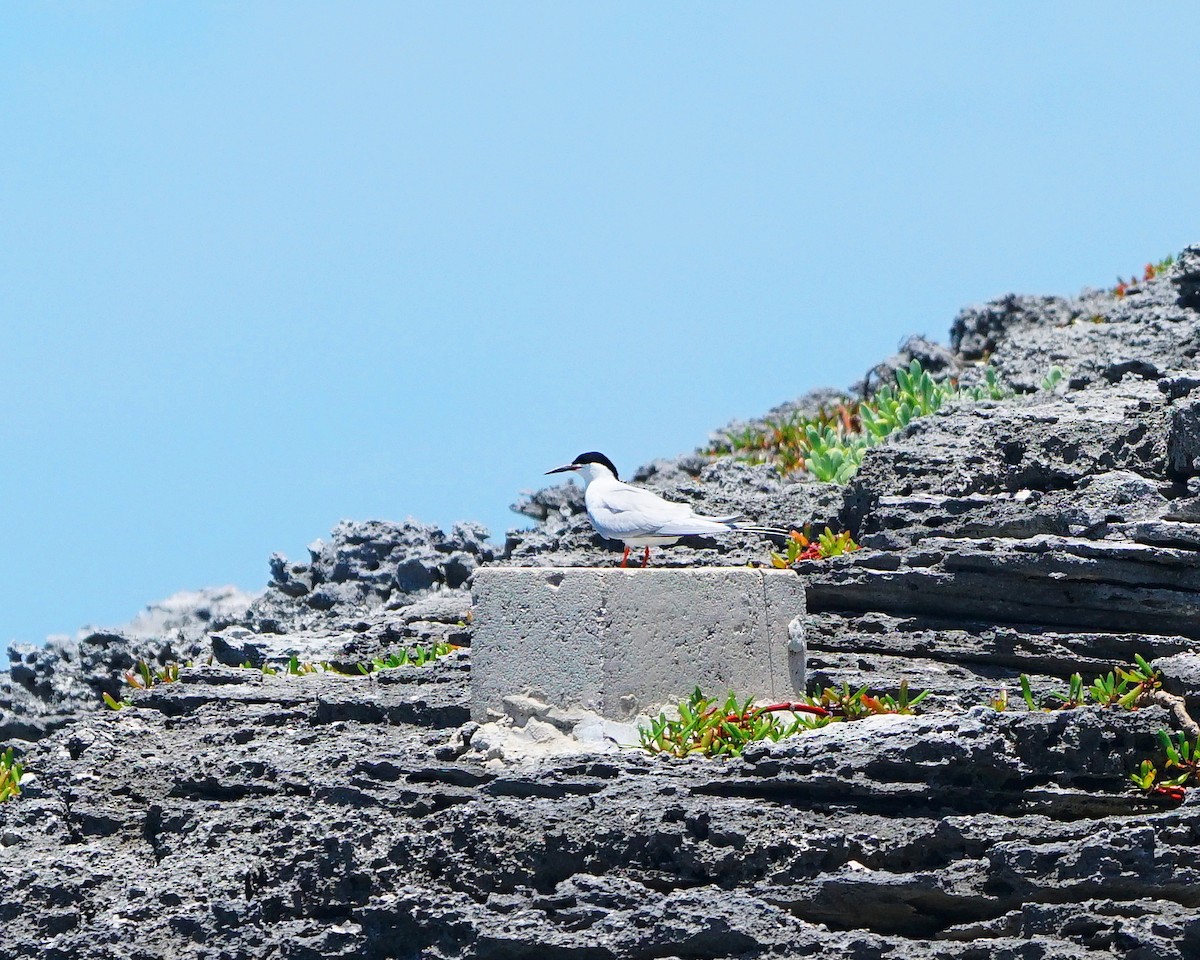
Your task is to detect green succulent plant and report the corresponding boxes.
[1008,655,1162,714]
[103,659,181,710]
[0,748,23,802]
[357,641,458,674]
[770,526,861,568]
[639,688,831,758]
[709,358,1058,485]
[639,680,929,759]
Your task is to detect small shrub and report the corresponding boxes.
[1040,366,1065,392]
[1131,731,1199,802]
[1088,670,1126,706]
[1130,759,1159,792]
[639,689,831,758]
[286,655,319,676]
[1011,655,1162,713]
[958,365,1014,403]
[803,425,868,483]
[771,527,860,568]
[804,680,928,720]
[1113,254,1175,298]
[125,660,179,690]
[639,680,928,759]
[357,641,459,674]
[706,401,861,477]
[859,361,949,440]
[104,659,181,710]
[0,748,23,802]
[1004,655,1195,802]
[709,359,1046,485]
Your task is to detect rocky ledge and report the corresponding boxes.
[3,248,1200,959]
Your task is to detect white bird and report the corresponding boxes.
[545,451,789,567]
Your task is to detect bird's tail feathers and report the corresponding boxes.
[727,522,792,540]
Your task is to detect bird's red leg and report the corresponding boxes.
[620,546,631,568]
[641,546,651,567]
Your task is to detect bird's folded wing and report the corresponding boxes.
[591,485,734,538]
[594,484,691,517]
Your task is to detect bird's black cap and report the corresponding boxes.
[546,451,619,479]
[572,451,618,479]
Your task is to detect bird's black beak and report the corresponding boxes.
[545,463,581,475]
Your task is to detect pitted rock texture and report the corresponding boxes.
[5,245,1200,957]
[1,666,1196,960]
[249,518,493,636]
[950,248,1200,392]
[0,524,485,744]
[1,587,254,744]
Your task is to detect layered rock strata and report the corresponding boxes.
[4,248,1200,958]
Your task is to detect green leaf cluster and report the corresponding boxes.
[639,680,929,760]
[992,654,1198,800]
[1131,731,1199,795]
[357,641,457,674]
[770,526,861,568]
[962,366,1012,402]
[709,359,1051,485]
[807,680,928,720]
[639,689,829,759]
[1004,655,1162,713]
[707,401,859,476]
[125,660,179,690]
[0,748,23,802]
[1003,652,1161,710]
[803,425,867,483]
[859,361,953,440]
[1039,366,1065,392]
[103,659,181,710]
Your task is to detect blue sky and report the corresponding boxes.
[3,4,1199,648]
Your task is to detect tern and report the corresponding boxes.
[545,451,789,567]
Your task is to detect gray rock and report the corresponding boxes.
[950,293,1080,361]
[396,592,472,624]
[1168,396,1200,478]
[848,381,1174,506]
[949,248,1200,392]
[6,244,1200,958]
[854,470,1170,551]
[0,669,1189,960]
[1,628,211,743]
[805,534,1200,638]
[1153,652,1200,709]
[95,585,257,640]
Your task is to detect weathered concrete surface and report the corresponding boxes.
[471,567,806,721]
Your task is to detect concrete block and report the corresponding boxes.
[470,567,806,722]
